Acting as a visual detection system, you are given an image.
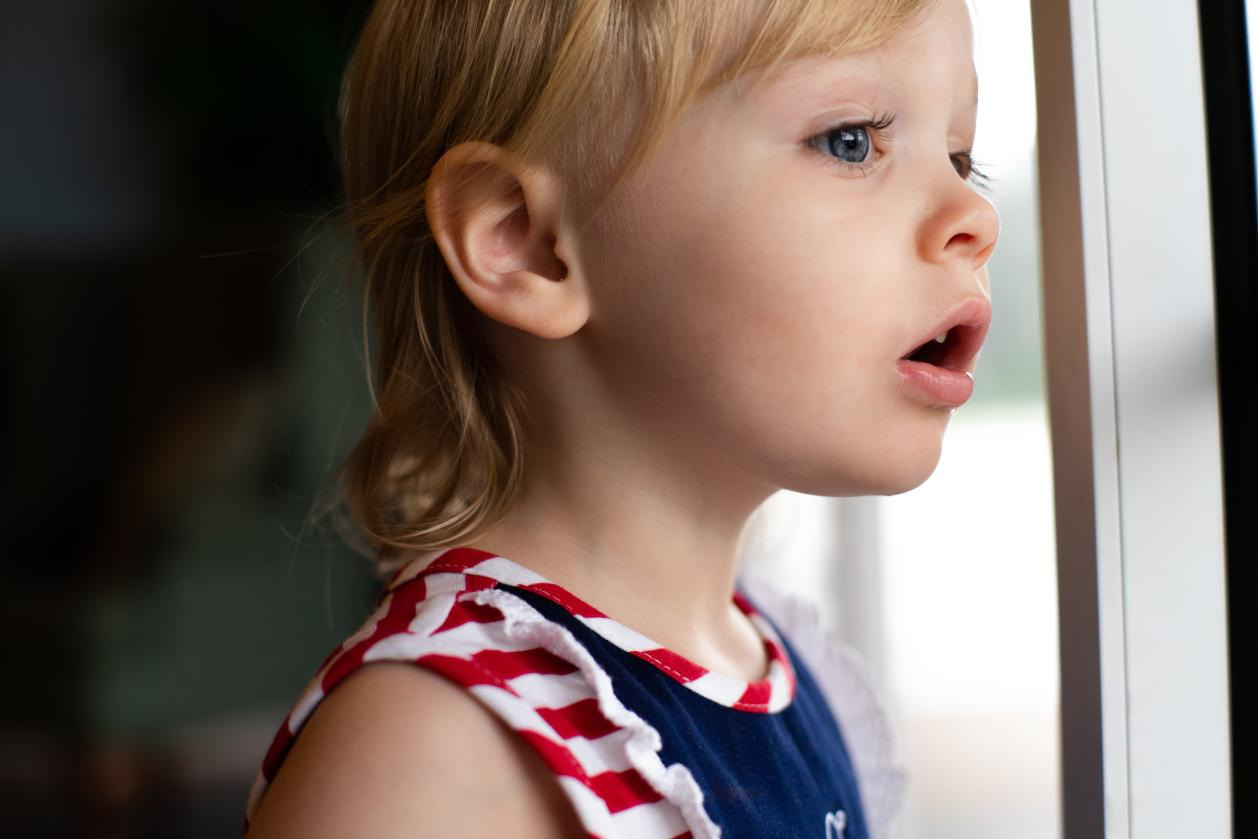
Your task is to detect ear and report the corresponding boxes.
[425,141,590,340]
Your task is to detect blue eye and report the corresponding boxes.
[808,113,895,172]
[821,125,872,164]
[806,112,992,189]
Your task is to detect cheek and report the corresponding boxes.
[582,154,941,494]
[662,173,899,391]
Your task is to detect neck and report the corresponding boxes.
[464,404,776,678]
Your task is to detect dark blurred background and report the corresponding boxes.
[2,2,378,836]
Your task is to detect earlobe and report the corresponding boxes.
[425,142,590,340]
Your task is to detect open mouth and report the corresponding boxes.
[901,325,974,370]
[898,299,992,373]
[896,300,992,407]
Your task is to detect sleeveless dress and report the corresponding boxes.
[245,547,905,838]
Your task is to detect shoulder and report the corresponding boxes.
[245,662,587,839]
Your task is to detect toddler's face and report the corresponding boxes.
[574,0,998,496]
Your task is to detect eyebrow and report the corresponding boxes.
[765,62,889,117]
[758,58,981,122]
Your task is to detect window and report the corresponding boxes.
[749,0,1241,835]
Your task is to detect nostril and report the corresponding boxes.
[947,231,976,247]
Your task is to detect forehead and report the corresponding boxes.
[737,0,977,113]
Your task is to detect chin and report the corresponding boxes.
[782,436,944,498]
[877,433,945,494]
[877,459,941,495]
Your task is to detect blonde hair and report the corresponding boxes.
[338,0,936,574]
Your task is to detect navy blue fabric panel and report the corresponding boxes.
[501,584,870,839]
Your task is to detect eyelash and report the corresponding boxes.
[807,112,993,190]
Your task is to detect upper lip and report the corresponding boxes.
[898,297,993,372]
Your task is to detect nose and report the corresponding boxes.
[918,175,1001,272]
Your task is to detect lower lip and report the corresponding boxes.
[895,360,975,408]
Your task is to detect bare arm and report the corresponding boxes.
[246,662,587,839]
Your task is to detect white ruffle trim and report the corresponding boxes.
[468,588,723,838]
[734,569,907,839]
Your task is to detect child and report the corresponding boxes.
[245,0,997,835]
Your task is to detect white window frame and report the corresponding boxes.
[1031,1,1233,836]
